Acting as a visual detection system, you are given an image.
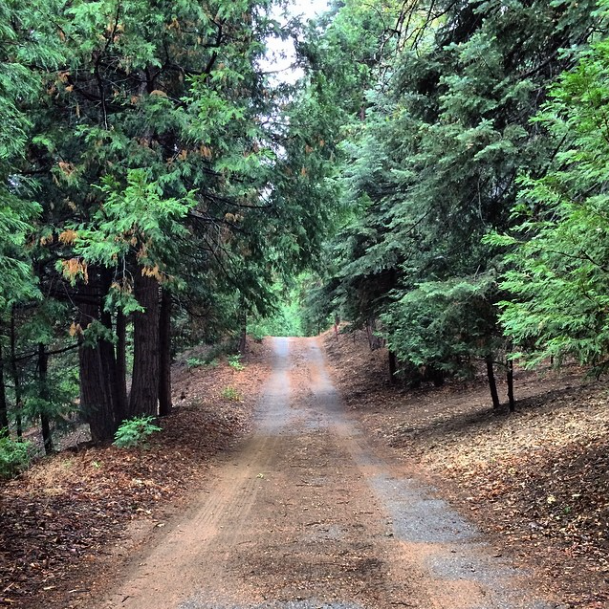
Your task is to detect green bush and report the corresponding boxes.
[0,434,30,479]
[227,354,245,371]
[113,416,162,449]
[221,386,242,401]
[187,357,205,368]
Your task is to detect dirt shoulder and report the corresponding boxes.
[0,339,272,609]
[322,329,609,609]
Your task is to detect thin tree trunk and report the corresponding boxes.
[158,289,172,417]
[486,354,500,409]
[101,305,125,428]
[0,342,8,432]
[388,350,398,385]
[115,310,128,423]
[129,272,160,417]
[38,343,53,455]
[238,304,247,354]
[507,359,515,412]
[10,309,22,440]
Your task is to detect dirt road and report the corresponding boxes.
[96,337,555,609]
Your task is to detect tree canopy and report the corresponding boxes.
[1,0,609,447]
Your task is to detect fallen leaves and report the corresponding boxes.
[323,328,609,609]
[0,339,271,608]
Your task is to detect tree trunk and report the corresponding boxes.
[158,289,172,417]
[507,359,515,412]
[0,342,8,432]
[101,305,125,426]
[486,354,500,410]
[10,309,22,440]
[388,350,398,385]
[366,316,383,350]
[38,343,53,455]
[79,301,117,443]
[129,272,160,417]
[115,310,128,422]
[238,303,247,354]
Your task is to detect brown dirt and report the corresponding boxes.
[0,339,271,609]
[322,328,609,609]
[27,336,559,609]
[4,333,601,609]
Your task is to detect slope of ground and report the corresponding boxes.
[0,339,271,609]
[322,328,609,609]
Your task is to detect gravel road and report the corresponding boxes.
[95,337,558,609]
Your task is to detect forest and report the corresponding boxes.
[2,0,609,606]
[2,0,609,539]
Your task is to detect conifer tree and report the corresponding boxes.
[493,14,609,371]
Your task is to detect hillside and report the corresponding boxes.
[322,328,609,609]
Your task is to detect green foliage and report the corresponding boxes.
[221,386,242,402]
[0,434,30,479]
[227,354,245,371]
[113,416,161,449]
[186,357,205,369]
[494,29,609,370]
[250,301,304,338]
[249,279,308,338]
[383,275,499,376]
[306,0,600,378]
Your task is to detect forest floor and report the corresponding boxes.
[323,328,609,609]
[0,339,272,608]
[1,334,607,609]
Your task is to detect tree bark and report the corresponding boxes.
[238,303,247,354]
[486,354,501,409]
[388,350,398,385]
[0,342,8,432]
[38,343,53,454]
[9,309,22,440]
[115,310,128,422]
[158,289,172,417]
[101,305,125,426]
[507,359,515,412]
[79,300,117,443]
[129,272,160,417]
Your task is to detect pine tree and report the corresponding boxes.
[317,0,601,399]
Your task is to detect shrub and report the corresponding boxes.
[0,434,30,479]
[227,354,245,371]
[221,386,242,402]
[113,416,161,449]
[187,357,205,368]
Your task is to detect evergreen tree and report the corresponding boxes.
[318,0,600,400]
[493,13,609,372]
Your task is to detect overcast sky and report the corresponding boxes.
[263,0,330,84]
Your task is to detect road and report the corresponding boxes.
[96,337,554,609]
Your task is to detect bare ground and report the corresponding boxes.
[59,338,561,608]
[3,334,606,609]
[0,339,271,609]
[322,329,609,609]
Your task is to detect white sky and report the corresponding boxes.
[263,0,330,85]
